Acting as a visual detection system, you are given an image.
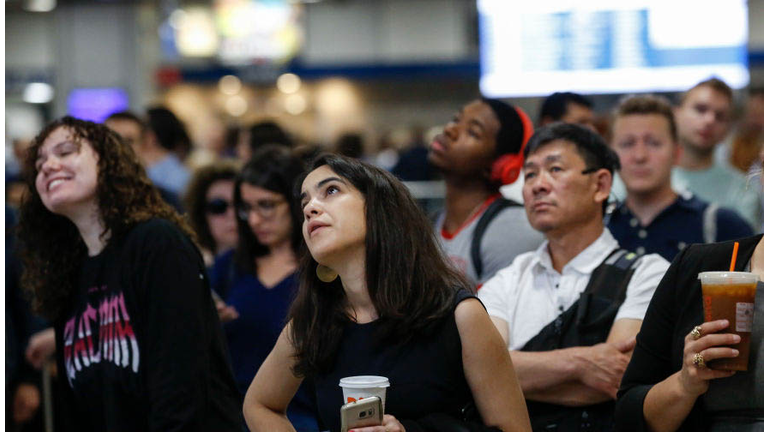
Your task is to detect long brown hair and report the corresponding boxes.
[18,116,194,321]
[288,154,471,378]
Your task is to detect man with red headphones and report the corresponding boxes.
[428,98,543,287]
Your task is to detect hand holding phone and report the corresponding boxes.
[340,396,382,431]
[211,290,239,323]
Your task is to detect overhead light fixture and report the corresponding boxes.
[276,73,301,94]
[175,8,218,57]
[218,75,242,95]
[168,9,187,30]
[23,83,54,104]
[225,96,248,117]
[284,94,307,115]
[24,0,55,12]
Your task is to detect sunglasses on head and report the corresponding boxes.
[205,198,233,215]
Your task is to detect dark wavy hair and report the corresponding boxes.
[289,154,471,378]
[17,116,194,321]
[233,145,305,274]
[183,161,238,253]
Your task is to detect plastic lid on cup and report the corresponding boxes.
[339,376,390,388]
[698,271,759,284]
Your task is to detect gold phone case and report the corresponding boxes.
[339,396,383,431]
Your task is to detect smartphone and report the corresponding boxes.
[340,396,383,431]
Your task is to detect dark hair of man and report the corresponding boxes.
[183,161,238,253]
[524,122,620,215]
[105,110,146,131]
[481,98,525,156]
[249,120,292,153]
[679,77,733,105]
[612,94,677,142]
[146,106,191,153]
[538,92,594,125]
[233,145,305,274]
[18,116,193,320]
[288,154,471,378]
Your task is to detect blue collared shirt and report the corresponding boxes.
[607,193,754,262]
[147,154,191,197]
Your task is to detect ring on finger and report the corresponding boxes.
[690,325,702,340]
[693,352,705,368]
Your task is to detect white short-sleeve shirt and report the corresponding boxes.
[478,228,669,351]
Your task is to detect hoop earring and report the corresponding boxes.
[316,264,338,283]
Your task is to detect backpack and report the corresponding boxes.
[521,248,643,432]
[470,198,521,278]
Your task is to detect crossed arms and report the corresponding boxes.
[490,317,641,406]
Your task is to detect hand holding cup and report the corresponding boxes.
[679,319,740,397]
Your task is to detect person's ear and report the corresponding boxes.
[143,131,159,150]
[593,168,612,204]
[673,141,682,165]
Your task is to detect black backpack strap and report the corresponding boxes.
[429,208,443,226]
[470,198,520,279]
[574,248,641,329]
[521,248,643,352]
[582,248,641,297]
[522,247,643,432]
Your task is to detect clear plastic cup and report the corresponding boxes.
[339,376,390,411]
[698,271,759,371]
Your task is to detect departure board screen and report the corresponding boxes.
[478,0,749,97]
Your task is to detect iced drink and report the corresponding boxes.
[699,271,758,371]
[339,376,390,411]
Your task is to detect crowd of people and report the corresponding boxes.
[5,76,763,432]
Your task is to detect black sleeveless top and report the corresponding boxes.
[313,290,476,432]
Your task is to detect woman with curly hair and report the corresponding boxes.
[17,116,241,431]
[183,162,239,267]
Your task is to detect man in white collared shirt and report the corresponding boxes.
[478,123,669,431]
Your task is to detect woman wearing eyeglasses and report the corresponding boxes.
[209,145,318,431]
[183,162,239,267]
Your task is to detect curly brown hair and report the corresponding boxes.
[17,116,195,321]
[183,161,238,253]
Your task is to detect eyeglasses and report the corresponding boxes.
[237,198,286,220]
[205,198,233,215]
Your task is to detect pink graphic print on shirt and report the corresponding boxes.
[62,289,140,386]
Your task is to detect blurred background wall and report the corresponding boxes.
[5,0,764,155]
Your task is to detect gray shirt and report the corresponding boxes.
[435,199,543,285]
[672,164,763,233]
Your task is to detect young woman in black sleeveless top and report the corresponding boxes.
[243,154,531,431]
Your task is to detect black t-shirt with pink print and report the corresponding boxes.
[54,218,241,432]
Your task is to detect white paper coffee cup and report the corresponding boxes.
[339,376,390,410]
